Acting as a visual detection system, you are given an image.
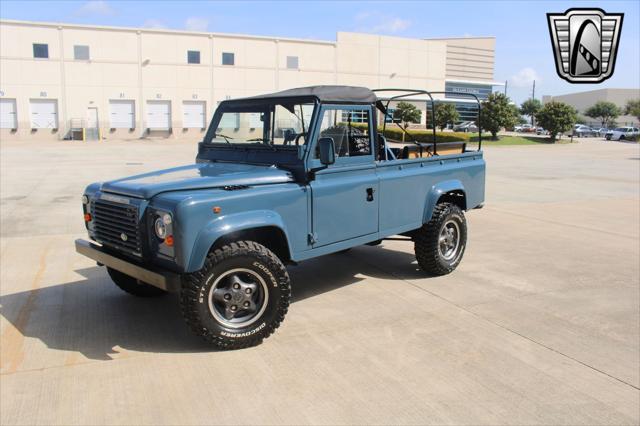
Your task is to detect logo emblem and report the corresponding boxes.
[547,8,623,83]
[120,233,128,242]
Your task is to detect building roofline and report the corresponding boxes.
[0,18,336,45]
[425,36,496,40]
[1,19,498,46]
[544,88,640,98]
[446,79,505,86]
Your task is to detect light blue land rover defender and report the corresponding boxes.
[76,86,485,349]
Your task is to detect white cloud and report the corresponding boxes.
[76,1,115,16]
[185,17,209,32]
[510,67,540,87]
[354,11,411,34]
[142,19,166,29]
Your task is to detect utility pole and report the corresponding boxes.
[532,80,536,100]
[504,80,508,97]
[531,80,536,126]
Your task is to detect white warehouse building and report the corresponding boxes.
[0,19,500,141]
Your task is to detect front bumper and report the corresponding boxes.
[75,239,181,292]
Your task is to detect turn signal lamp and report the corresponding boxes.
[165,235,174,247]
[84,213,92,222]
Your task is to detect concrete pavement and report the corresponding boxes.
[1,137,638,425]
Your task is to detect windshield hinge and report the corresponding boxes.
[307,232,317,245]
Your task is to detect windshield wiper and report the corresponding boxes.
[214,133,234,143]
[245,138,266,142]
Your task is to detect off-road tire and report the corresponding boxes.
[180,241,291,350]
[107,267,167,297]
[414,202,467,276]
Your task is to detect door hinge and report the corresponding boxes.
[307,232,317,245]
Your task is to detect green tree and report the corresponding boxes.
[536,101,577,143]
[584,101,621,127]
[624,99,640,122]
[434,103,460,131]
[520,98,542,126]
[478,92,519,140]
[393,102,422,141]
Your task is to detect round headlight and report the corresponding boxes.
[154,217,167,239]
[82,195,89,205]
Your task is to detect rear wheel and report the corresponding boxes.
[107,267,167,297]
[180,241,291,350]
[414,203,467,275]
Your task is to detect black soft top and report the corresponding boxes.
[238,85,378,104]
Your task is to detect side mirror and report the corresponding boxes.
[318,137,336,165]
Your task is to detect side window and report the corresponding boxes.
[316,107,371,158]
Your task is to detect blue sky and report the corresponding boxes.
[1,0,638,104]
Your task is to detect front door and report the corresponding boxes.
[85,107,99,141]
[309,105,378,247]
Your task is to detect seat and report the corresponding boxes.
[401,142,466,159]
[321,127,349,156]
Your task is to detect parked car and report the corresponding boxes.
[605,127,640,141]
[535,127,548,135]
[596,127,610,137]
[75,86,486,349]
[573,125,597,137]
[452,121,478,133]
[516,124,535,133]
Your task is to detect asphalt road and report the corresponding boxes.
[1,137,638,425]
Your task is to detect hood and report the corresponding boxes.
[100,162,293,199]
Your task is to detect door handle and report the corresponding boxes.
[366,187,375,202]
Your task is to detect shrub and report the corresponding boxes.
[351,123,471,143]
[478,93,520,140]
[536,101,577,142]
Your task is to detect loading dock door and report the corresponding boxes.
[0,99,17,129]
[182,101,206,128]
[30,99,58,129]
[109,100,135,128]
[146,100,171,130]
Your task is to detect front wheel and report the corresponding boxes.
[414,203,467,275]
[180,241,291,350]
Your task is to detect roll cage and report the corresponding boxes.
[200,87,482,168]
[372,88,483,159]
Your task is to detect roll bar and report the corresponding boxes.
[372,88,483,155]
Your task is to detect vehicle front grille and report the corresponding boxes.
[92,199,143,255]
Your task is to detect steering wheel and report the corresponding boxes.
[294,132,308,146]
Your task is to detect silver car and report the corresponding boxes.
[573,125,596,137]
[605,127,639,141]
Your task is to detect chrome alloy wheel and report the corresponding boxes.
[208,268,268,329]
[438,220,461,261]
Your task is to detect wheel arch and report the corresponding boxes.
[186,210,293,272]
[423,180,467,223]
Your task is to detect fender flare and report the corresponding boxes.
[422,180,466,223]
[185,210,292,272]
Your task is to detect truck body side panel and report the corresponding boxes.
[377,151,485,234]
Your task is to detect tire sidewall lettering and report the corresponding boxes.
[253,261,278,287]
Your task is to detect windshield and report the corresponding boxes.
[210,102,315,146]
[614,128,627,132]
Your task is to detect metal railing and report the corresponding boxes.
[372,89,483,155]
